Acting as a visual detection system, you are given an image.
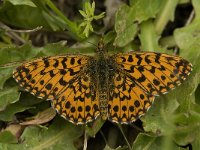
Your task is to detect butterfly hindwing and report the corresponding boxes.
[108,71,155,123]
[52,73,100,124]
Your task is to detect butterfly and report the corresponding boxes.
[13,40,192,125]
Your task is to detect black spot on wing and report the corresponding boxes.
[145,55,151,64]
[45,83,53,90]
[53,59,59,68]
[136,54,142,65]
[136,75,146,82]
[43,58,50,68]
[70,58,75,65]
[59,77,67,86]
[49,70,56,77]
[61,57,67,68]
[127,55,133,62]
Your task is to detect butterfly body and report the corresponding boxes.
[94,56,109,120]
[13,41,192,124]
[87,41,113,120]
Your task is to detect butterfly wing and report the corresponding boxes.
[13,55,100,124]
[108,52,192,123]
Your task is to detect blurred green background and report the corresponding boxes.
[0,0,200,150]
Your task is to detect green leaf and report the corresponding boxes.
[85,1,91,17]
[173,114,200,146]
[94,12,106,20]
[83,23,90,37]
[142,93,179,135]
[0,44,32,65]
[174,20,200,50]
[37,41,70,56]
[132,133,159,150]
[89,24,94,32]
[79,21,87,27]
[0,44,34,90]
[0,117,83,149]
[88,1,95,16]
[114,4,138,47]
[155,0,179,34]
[7,0,36,7]
[0,100,33,121]
[130,0,162,22]
[191,128,200,150]
[0,1,51,30]
[0,0,82,40]
[20,108,56,125]
[86,118,104,137]
[192,0,200,20]
[0,131,18,144]
[174,19,200,73]
[79,10,87,18]
[142,72,197,133]
[0,86,20,111]
[114,0,162,47]
[0,67,14,89]
[132,133,180,150]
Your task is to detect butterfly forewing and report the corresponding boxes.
[113,52,192,95]
[13,55,100,124]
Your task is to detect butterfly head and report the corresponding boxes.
[96,39,107,54]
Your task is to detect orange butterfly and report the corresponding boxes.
[13,41,192,124]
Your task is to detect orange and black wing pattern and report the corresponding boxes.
[108,70,155,124]
[13,55,100,124]
[108,52,192,123]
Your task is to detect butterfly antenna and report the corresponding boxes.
[0,61,25,68]
[87,41,98,48]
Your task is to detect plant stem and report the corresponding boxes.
[118,124,132,150]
